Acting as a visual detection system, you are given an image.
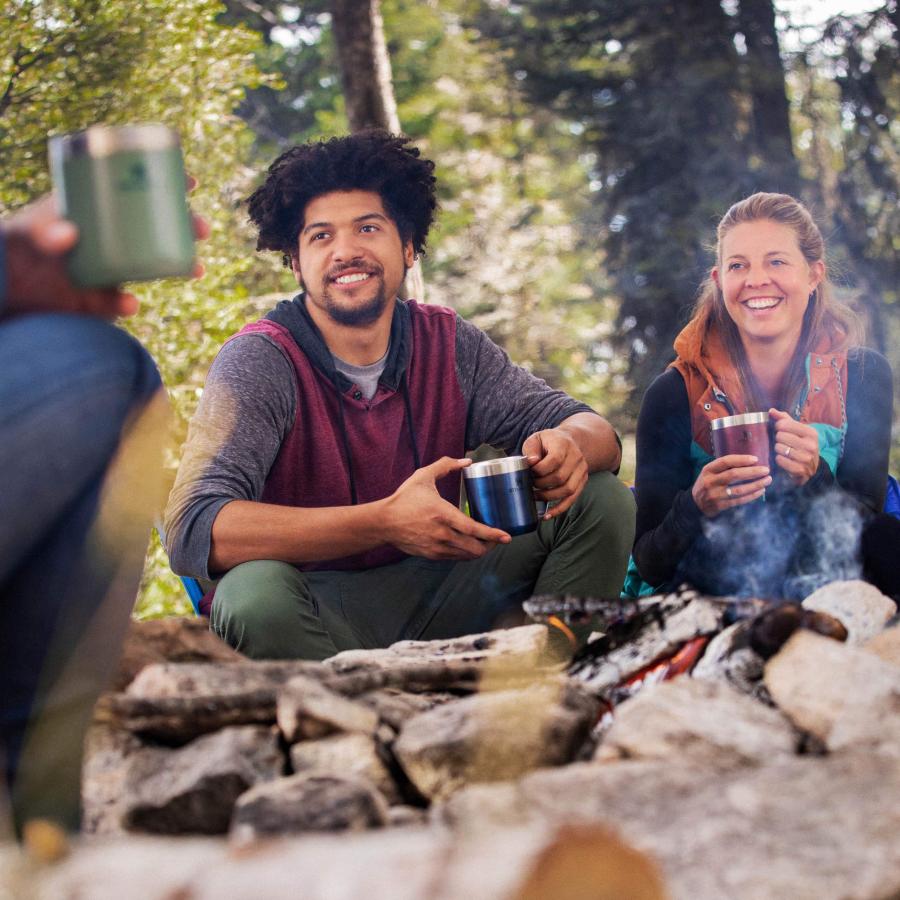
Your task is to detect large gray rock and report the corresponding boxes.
[690,621,765,696]
[594,677,797,766]
[802,579,895,644]
[765,630,900,754]
[111,616,242,691]
[0,843,32,899]
[439,753,900,900]
[393,679,598,801]
[277,675,379,742]
[20,823,665,900]
[81,724,145,835]
[105,660,326,742]
[358,688,456,730]
[23,836,226,900]
[230,772,389,842]
[864,623,900,666]
[122,725,282,834]
[289,732,401,803]
[386,805,429,828]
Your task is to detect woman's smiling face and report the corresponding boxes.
[713,218,824,350]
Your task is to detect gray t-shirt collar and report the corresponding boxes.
[332,345,389,400]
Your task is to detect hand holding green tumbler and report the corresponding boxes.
[49,124,195,288]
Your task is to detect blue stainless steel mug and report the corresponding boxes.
[462,455,538,536]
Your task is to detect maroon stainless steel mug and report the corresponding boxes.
[710,412,771,481]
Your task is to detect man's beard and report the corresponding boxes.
[317,261,390,326]
[321,279,389,326]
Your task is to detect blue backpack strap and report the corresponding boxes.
[155,523,206,615]
[886,475,900,520]
[180,576,206,615]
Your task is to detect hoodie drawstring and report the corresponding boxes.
[401,376,421,471]
[335,391,358,505]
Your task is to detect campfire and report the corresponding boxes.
[4,580,899,899]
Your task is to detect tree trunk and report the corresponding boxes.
[329,0,424,299]
[738,0,800,195]
[329,0,399,133]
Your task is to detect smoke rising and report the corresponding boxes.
[698,488,865,600]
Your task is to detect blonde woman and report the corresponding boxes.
[627,192,896,600]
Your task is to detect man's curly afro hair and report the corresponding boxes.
[246,130,437,267]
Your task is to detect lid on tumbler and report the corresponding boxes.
[710,411,769,431]
[462,455,531,480]
[49,124,180,161]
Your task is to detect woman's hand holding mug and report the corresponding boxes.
[692,455,771,517]
[769,408,820,487]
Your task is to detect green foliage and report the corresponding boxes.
[383,0,625,409]
[467,0,899,459]
[218,0,341,158]
[472,0,773,414]
[822,4,900,319]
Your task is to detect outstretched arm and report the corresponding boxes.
[1,192,208,320]
[208,456,511,574]
[1,196,138,320]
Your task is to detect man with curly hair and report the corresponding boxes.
[165,131,635,659]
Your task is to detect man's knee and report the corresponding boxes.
[572,471,637,540]
[212,560,309,657]
[0,314,161,460]
[0,315,164,572]
[4,313,159,399]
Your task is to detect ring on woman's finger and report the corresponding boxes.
[785,445,792,458]
[725,486,733,499]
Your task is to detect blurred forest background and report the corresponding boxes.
[1,0,897,616]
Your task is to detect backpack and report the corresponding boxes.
[886,475,900,520]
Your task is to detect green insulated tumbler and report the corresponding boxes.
[49,124,194,287]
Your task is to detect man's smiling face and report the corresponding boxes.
[292,190,414,327]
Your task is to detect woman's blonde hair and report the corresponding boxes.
[691,192,864,412]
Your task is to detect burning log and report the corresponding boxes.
[747,603,846,659]
[801,579,896,644]
[527,589,730,698]
[525,589,849,705]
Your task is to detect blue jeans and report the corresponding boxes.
[0,313,163,832]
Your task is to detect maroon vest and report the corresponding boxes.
[233,300,467,571]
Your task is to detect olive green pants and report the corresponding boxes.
[210,472,635,660]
